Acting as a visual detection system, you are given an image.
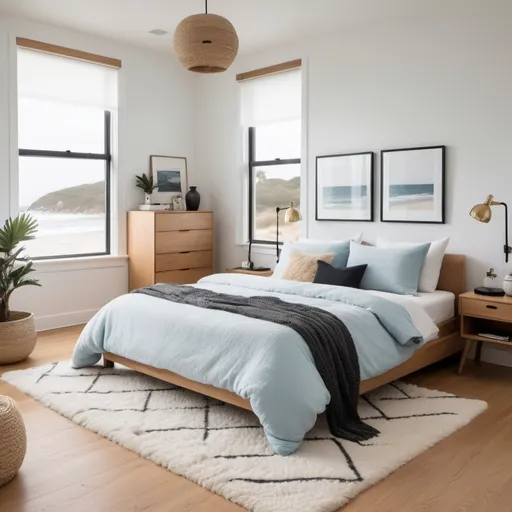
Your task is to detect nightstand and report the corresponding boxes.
[226,268,273,277]
[458,291,512,373]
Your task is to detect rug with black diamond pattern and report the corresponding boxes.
[2,362,487,512]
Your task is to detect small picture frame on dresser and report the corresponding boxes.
[172,195,186,211]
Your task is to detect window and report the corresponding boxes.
[241,67,302,244]
[17,46,118,259]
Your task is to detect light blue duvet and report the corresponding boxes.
[72,274,436,455]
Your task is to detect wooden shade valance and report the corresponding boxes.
[16,38,122,69]
[236,59,301,82]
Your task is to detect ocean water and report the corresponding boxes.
[389,184,434,200]
[322,185,368,207]
[26,211,105,238]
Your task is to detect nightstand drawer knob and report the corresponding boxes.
[486,305,498,310]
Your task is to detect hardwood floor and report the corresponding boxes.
[1,326,511,512]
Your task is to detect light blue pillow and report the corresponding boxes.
[346,241,431,295]
[273,239,352,278]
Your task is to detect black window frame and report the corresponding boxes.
[18,110,112,260]
[248,125,301,245]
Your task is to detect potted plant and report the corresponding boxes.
[0,214,40,365]
[483,268,497,288]
[136,173,158,205]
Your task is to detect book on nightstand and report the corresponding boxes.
[478,332,512,342]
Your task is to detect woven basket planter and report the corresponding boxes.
[0,312,37,365]
[0,396,27,487]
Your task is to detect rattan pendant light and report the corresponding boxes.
[173,0,239,73]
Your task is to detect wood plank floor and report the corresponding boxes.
[1,326,511,512]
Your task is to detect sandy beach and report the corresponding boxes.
[389,196,434,211]
[25,231,106,258]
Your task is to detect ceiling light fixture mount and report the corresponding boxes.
[173,0,239,73]
[149,29,168,36]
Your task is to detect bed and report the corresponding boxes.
[73,253,465,454]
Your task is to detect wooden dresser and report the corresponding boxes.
[128,211,214,290]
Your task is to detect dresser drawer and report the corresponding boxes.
[156,251,213,272]
[461,298,512,323]
[155,213,213,232]
[155,230,213,254]
[156,267,213,284]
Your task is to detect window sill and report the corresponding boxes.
[32,255,128,273]
[237,243,277,257]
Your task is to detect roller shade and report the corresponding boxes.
[240,68,301,128]
[17,47,118,111]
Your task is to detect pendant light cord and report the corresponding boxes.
[205,0,208,14]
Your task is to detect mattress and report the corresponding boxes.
[414,291,455,324]
[365,289,455,325]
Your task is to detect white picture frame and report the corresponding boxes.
[150,155,188,204]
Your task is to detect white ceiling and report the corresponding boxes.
[0,0,457,54]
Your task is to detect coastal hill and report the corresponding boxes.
[255,176,300,211]
[28,181,105,214]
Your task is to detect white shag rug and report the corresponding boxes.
[3,362,487,512]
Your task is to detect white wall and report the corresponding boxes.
[195,3,512,284]
[194,3,512,363]
[0,17,197,330]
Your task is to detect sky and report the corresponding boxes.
[382,149,442,186]
[18,99,106,207]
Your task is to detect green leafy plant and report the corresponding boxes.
[486,268,497,280]
[0,214,40,322]
[135,173,158,194]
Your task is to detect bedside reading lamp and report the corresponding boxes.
[276,202,302,263]
[470,195,512,296]
[470,195,511,263]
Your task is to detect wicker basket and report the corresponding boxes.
[0,396,27,487]
[0,312,37,365]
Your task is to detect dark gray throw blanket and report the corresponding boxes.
[133,283,379,442]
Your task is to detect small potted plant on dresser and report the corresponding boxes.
[135,173,158,208]
[0,214,40,365]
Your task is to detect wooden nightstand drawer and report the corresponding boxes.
[461,298,512,322]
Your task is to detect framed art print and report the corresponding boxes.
[380,146,445,224]
[316,152,374,221]
[150,155,188,204]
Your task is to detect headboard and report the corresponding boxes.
[437,253,466,304]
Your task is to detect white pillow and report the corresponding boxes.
[375,236,450,293]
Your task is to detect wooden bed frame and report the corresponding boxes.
[103,254,466,412]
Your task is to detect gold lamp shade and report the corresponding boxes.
[469,194,511,263]
[173,12,239,73]
[469,195,497,223]
[284,202,302,223]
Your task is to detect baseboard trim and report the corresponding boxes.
[35,309,97,332]
[480,345,512,368]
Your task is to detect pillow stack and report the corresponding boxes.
[273,234,449,295]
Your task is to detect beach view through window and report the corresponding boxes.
[252,120,301,242]
[18,101,109,258]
